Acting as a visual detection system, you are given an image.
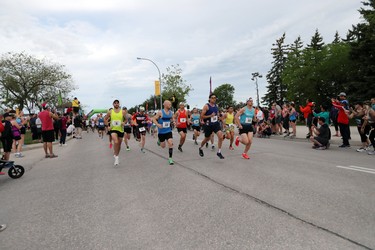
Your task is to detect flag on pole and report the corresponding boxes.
[209,76,213,95]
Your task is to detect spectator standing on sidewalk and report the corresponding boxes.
[299,99,314,138]
[331,93,351,148]
[39,103,59,158]
[349,102,371,152]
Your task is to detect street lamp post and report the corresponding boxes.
[251,72,262,107]
[137,57,163,110]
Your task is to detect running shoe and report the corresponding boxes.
[211,145,215,150]
[216,152,225,159]
[141,148,145,153]
[199,148,204,157]
[49,154,58,158]
[126,146,130,151]
[315,146,326,150]
[235,136,240,147]
[242,153,250,159]
[206,142,209,148]
[109,143,113,149]
[356,148,366,152]
[114,156,119,166]
[0,224,7,231]
[194,140,198,145]
[229,146,234,150]
[168,158,174,165]
[368,150,375,155]
[0,172,5,175]
[339,144,350,148]
[157,139,161,146]
[178,145,183,152]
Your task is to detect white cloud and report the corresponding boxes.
[0,0,363,111]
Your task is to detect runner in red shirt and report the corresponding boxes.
[173,102,189,152]
[38,103,59,158]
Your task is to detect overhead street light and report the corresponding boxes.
[251,72,262,107]
[137,57,163,109]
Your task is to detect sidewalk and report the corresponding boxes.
[269,125,362,147]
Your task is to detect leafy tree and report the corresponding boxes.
[346,0,375,101]
[161,64,193,107]
[262,33,288,105]
[0,52,75,113]
[212,83,235,109]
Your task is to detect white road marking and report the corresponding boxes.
[336,165,375,175]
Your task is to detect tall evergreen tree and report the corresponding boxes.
[332,31,341,44]
[307,29,325,50]
[346,0,375,101]
[262,33,288,105]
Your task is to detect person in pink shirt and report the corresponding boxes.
[38,103,59,158]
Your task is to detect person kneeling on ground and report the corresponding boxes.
[310,117,331,150]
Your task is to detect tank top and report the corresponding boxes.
[225,113,234,125]
[158,109,173,134]
[98,118,105,128]
[176,109,187,128]
[110,109,124,132]
[240,106,255,124]
[191,114,200,127]
[203,103,219,125]
[124,114,132,128]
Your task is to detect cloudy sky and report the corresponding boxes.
[0,0,364,112]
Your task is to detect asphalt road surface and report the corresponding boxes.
[0,130,374,250]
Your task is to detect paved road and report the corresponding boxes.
[0,129,374,250]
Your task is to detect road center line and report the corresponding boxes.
[336,166,375,175]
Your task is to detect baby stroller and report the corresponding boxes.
[0,160,25,179]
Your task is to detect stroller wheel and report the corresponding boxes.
[8,165,25,179]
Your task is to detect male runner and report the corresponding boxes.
[235,97,256,159]
[96,113,105,138]
[173,102,189,152]
[199,93,225,159]
[132,106,149,153]
[122,107,132,151]
[105,100,127,166]
[152,100,174,165]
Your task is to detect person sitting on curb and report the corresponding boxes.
[310,117,331,150]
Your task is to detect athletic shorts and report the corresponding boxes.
[73,107,79,113]
[225,124,235,133]
[42,130,55,142]
[177,127,187,134]
[20,127,26,134]
[314,136,328,146]
[158,132,173,142]
[290,119,296,123]
[138,126,147,135]
[110,130,124,138]
[271,117,276,125]
[192,126,201,132]
[124,127,132,134]
[203,123,221,138]
[276,116,282,124]
[98,127,105,131]
[1,137,13,152]
[239,124,254,134]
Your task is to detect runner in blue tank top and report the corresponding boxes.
[198,93,225,159]
[152,100,175,165]
[235,97,256,160]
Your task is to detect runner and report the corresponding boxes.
[105,100,127,166]
[234,97,256,159]
[222,106,235,150]
[122,107,132,151]
[132,106,150,153]
[173,102,189,152]
[152,100,174,165]
[96,113,105,138]
[198,93,225,159]
[190,108,201,145]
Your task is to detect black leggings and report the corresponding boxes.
[369,123,375,149]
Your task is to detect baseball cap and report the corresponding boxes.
[139,106,145,111]
[42,103,49,109]
[247,97,253,102]
[338,92,346,97]
[179,102,185,106]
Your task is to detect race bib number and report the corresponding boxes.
[211,116,218,123]
[139,127,146,132]
[193,120,199,125]
[99,122,104,126]
[245,117,252,124]
[180,118,186,123]
[228,123,234,128]
[112,120,121,126]
[163,122,170,128]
